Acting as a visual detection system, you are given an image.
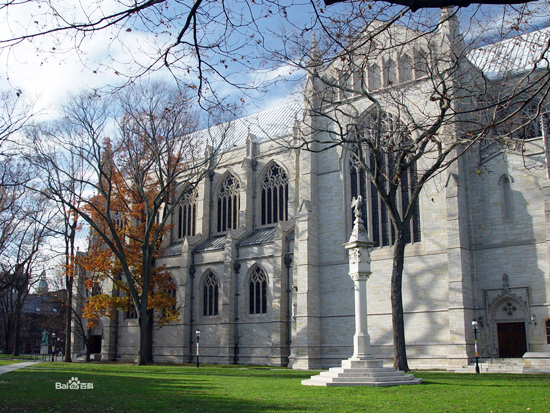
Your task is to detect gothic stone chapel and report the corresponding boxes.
[74,10,550,371]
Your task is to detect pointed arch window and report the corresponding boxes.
[349,112,421,247]
[399,54,413,83]
[176,188,197,239]
[414,49,429,79]
[261,163,289,226]
[368,63,381,91]
[384,59,397,87]
[249,266,268,315]
[203,271,219,317]
[165,277,177,312]
[499,175,514,222]
[217,174,240,233]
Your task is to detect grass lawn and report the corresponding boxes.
[0,363,548,413]
[0,360,27,366]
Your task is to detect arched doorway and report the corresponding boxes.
[485,274,532,358]
[489,296,529,358]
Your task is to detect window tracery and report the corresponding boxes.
[261,163,289,226]
[249,266,268,315]
[165,277,177,312]
[399,54,413,83]
[176,188,197,239]
[203,271,219,317]
[349,111,421,247]
[368,63,381,91]
[217,174,240,233]
[384,59,397,87]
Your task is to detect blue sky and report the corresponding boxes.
[0,1,548,123]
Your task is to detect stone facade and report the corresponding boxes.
[72,13,550,370]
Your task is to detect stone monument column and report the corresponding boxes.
[302,196,422,386]
[344,199,374,361]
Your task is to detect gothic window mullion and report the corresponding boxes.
[284,184,288,220]
[349,111,420,248]
[178,205,183,238]
[261,164,289,226]
[176,189,197,240]
[203,272,219,317]
[217,174,240,233]
[192,204,196,236]
[249,266,268,315]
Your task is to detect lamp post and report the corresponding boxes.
[472,320,480,374]
[51,333,56,362]
[196,329,201,368]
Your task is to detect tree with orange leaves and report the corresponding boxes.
[29,81,227,365]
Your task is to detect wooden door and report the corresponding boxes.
[497,322,527,358]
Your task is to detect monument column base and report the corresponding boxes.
[302,356,422,387]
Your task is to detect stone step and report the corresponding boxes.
[302,376,422,387]
[326,375,418,383]
[303,356,422,387]
[320,370,406,378]
[326,367,403,375]
[455,358,526,374]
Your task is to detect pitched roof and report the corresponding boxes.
[238,227,277,247]
[468,27,550,79]
[192,102,303,150]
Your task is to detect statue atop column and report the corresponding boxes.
[351,195,363,219]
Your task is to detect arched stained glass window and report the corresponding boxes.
[261,163,289,226]
[368,63,381,91]
[384,59,397,87]
[399,54,413,83]
[203,271,219,317]
[217,174,240,233]
[249,266,268,315]
[165,277,177,312]
[349,111,421,247]
[177,188,197,239]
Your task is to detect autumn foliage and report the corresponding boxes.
[77,137,180,329]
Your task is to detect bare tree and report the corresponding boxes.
[0,189,56,355]
[28,81,232,365]
[0,91,32,154]
[37,157,86,363]
[324,0,534,10]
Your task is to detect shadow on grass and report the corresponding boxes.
[0,364,315,413]
[2,365,550,413]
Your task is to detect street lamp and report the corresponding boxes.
[472,320,480,374]
[51,333,56,362]
[196,329,201,368]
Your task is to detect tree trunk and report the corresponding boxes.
[13,311,21,356]
[4,320,13,355]
[85,329,91,362]
[64,276,73,362]
[137,305,150,365]
[64,224,77,362]
[146,308,154,363]
[391,226,409,372]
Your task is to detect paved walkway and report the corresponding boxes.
[0,361,42,375]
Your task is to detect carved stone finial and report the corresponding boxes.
[503,273,509,289]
